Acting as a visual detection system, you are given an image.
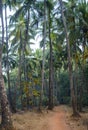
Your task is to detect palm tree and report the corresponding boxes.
[47,0,54,110]
[0,0,15,129]
[4,3,15,112]
[9,15,26,109]
[2,47,17,112]
[59,0,80,116]
[76,0,88,111]
[38,0,47,111]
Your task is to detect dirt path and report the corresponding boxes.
[13,105,87,130]
[47,106,72,130]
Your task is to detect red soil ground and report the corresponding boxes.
[11,105,88,130]
[47,107,71,130]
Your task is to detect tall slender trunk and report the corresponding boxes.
[78,36,86,111]
[0,1,14,129]
[19,31,23,109]
[5,4,16,113]
[0,58,13,129]
[39,0,46,111]
[70,2,78,112]
[59,0,79,116]
[48,7,54,110]
[25,9,30,109]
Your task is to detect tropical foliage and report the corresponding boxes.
[0,0,88,128]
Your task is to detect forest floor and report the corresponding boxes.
[1,105,88,130]
[13,105,88,130]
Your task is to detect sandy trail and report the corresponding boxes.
[12,105,87,130]
[47,106,72,130]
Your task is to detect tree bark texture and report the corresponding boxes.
[48,6,54,110]
[38,0,47,111]
[0,0,15,129]
[59,0,79,116]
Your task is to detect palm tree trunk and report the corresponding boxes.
[48,34,54,110]
[25,9,30,109]
[0,57,14,129]
[48,7,54,110]
[78,35,87,111]
[38,0,46,111]
[18,31,23,109]
[5,4,16,113]
[70,2,78,112]
[0,0,15,129]
[59,0,79,116]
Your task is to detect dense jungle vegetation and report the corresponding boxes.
[0,0,88,129]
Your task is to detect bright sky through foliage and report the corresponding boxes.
[0,0,88,49]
